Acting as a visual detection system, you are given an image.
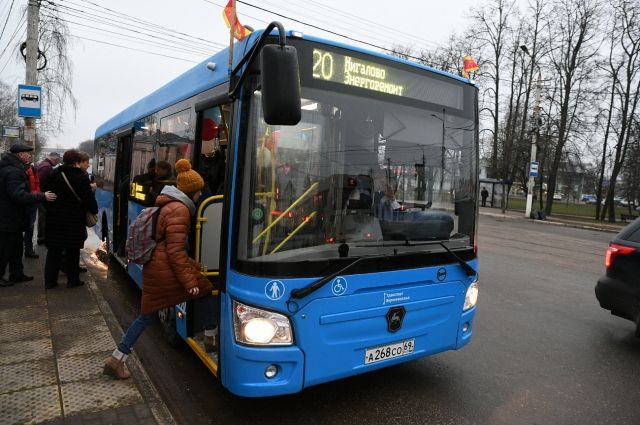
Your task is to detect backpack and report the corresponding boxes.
[125,205,165,264]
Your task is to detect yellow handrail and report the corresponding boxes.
[270,211,317,254]
[252,181,319,245]
[195,195,224,266]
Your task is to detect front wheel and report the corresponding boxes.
[157,307,181,347]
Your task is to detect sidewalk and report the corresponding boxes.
[479,206,625,233]
[0,247,174,425]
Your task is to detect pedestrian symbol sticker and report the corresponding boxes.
[265,280,285,300]
[332,277,348,296]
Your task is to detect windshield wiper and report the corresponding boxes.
[358,239,476,277]
[436,242,477,277]
[290,241,476,300]
[290,254,383,299]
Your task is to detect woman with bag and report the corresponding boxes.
[42,149,98,289]
[104,159,213,379]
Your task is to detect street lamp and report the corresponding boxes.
[520,45,541,219]
[431,109,446,192]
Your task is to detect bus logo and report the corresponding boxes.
[386,306,405,333]
[265,280,285,300]
[436,268,447,281]
[331,277,347,296]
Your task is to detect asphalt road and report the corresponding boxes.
[94,216,640,425]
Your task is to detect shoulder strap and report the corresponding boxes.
[61,172,81,203]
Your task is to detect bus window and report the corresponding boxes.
[158,109,194,167]
[130,119,157,205]
[199,105,229,195]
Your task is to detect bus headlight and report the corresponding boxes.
[463,281,479,311]
[233,300,293,345]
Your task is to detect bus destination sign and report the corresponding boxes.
[311,48,464,109]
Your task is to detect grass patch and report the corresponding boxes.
[506,197,632,220]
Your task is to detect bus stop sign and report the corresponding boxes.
[17,84,42,118]
[529,161,539,177]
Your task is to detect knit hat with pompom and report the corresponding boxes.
[175,159,204,194]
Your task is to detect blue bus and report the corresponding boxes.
[92,23,479,397]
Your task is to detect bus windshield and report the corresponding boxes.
[238,51,477,269]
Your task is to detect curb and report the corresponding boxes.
[81,251,176,425]
[480,211,621,234]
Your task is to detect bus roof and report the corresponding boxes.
[95,29,470,139]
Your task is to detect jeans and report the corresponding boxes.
[195,294,217,331]
[24,205,37,250]
[0,231,24,279]
[117,313,154,354]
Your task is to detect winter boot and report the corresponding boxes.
[203,327,218,352]
[103,350,131,379]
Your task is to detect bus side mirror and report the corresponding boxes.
[261,44,301,125]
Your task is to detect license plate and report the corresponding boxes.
[364,339,415,364]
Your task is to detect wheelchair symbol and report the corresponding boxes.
[332,277,348,296]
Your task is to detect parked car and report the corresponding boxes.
[553,193,563,200]
[595,217,640,337]
[581,194,595,203]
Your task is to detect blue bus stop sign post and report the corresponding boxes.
[17,84,42,118]
[529,161,539,178]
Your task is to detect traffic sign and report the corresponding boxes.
[17,84,42,118]
[529,161,539,177]
[2,125,20,138]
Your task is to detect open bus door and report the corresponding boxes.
[113,131,133,259]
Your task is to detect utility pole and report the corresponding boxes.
[525,70,541,219]
[24,0,40,147]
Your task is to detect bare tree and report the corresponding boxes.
[470,0,517,179]
[36,1,77,138]
[597,0,640,222]
[543,0,601,215]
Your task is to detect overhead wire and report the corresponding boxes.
[42,2,220,56]
[65,33,199,63]
[0,7,26,65]
[69,0,223,49]
[0,0,16,43]
[0,21,26,76]
[254,0,441,51]
[40,12,214,57]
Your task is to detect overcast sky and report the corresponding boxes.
[0,0,483,149]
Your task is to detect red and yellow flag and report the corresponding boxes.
[462,55,479,78]
[222,0,251,41]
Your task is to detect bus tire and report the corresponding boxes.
[158,307,181,347]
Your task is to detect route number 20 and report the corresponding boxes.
[313,49,334,80]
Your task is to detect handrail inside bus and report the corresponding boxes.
[195,195,224,267]
[252,181,319,245]
[270,211,317,254]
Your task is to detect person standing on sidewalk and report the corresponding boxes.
[481,187,489,208]
[104,159,213,379]
[0,142,57,287]
[24,161,41,259]
[42,149,98,289]
[36,152,60,245]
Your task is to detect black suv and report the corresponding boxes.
[595,218,640,336]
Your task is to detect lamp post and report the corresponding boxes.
[520,46,541,219]
[431,109,445,192]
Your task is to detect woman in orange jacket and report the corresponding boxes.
[104,159,213,379]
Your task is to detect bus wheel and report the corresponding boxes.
[158,307,181,347]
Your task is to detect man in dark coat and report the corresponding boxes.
[0,142,57,286]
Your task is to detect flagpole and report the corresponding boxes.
[228,0,236,75]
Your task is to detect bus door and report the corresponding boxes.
[113,131,133,258]
[174,101,231,371]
